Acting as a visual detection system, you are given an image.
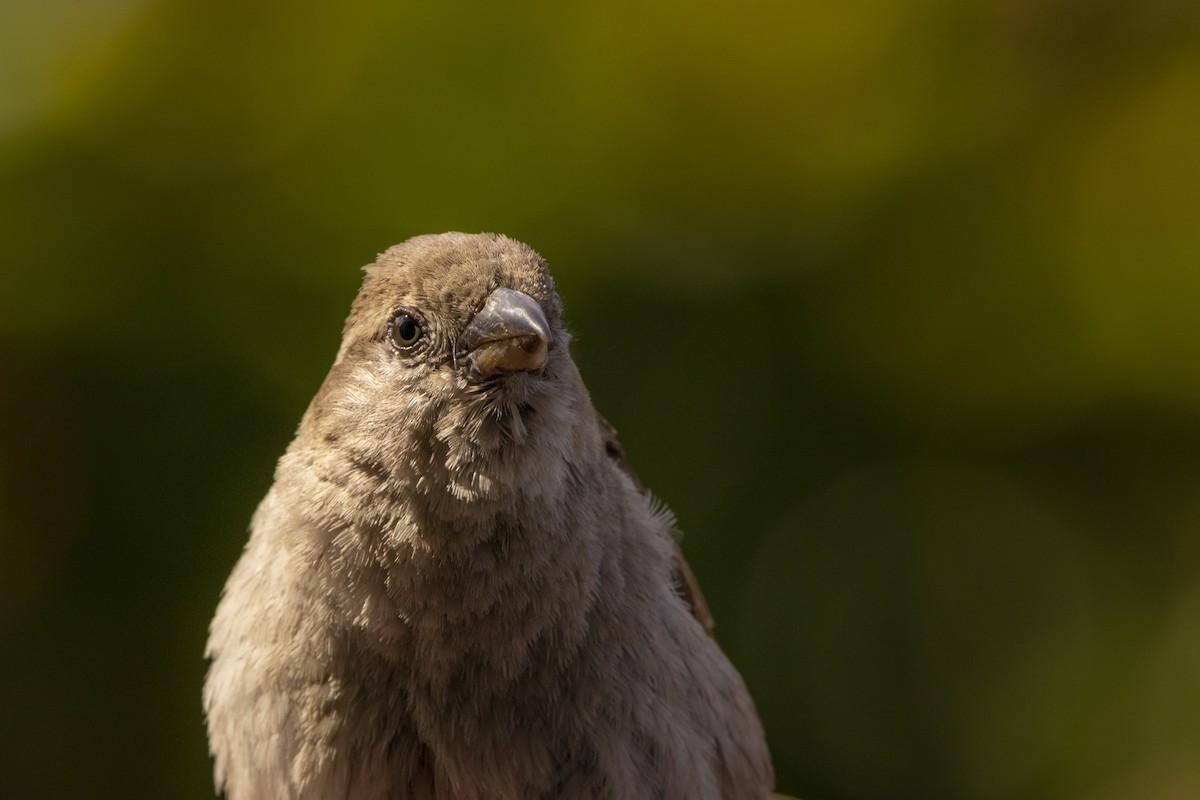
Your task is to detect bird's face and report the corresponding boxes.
[304,233,587,509]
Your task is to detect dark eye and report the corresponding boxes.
[388,310,423,350]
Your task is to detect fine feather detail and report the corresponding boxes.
[645,489,682,542]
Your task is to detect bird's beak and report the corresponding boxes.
[459,288,551,378]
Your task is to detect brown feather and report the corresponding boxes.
[595,412,715,637]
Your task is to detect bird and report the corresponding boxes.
[203,232,776,799]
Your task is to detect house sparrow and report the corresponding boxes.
[204,232,775,799]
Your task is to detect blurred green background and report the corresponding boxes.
[2,1,1200,798]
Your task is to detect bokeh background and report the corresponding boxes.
[3,1,1200,798]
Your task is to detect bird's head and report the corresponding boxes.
[299,233,592,513]
[337,231,565,380]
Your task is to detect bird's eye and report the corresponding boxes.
[388,310,423,350]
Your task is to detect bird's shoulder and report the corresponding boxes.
[593,411,715,636]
